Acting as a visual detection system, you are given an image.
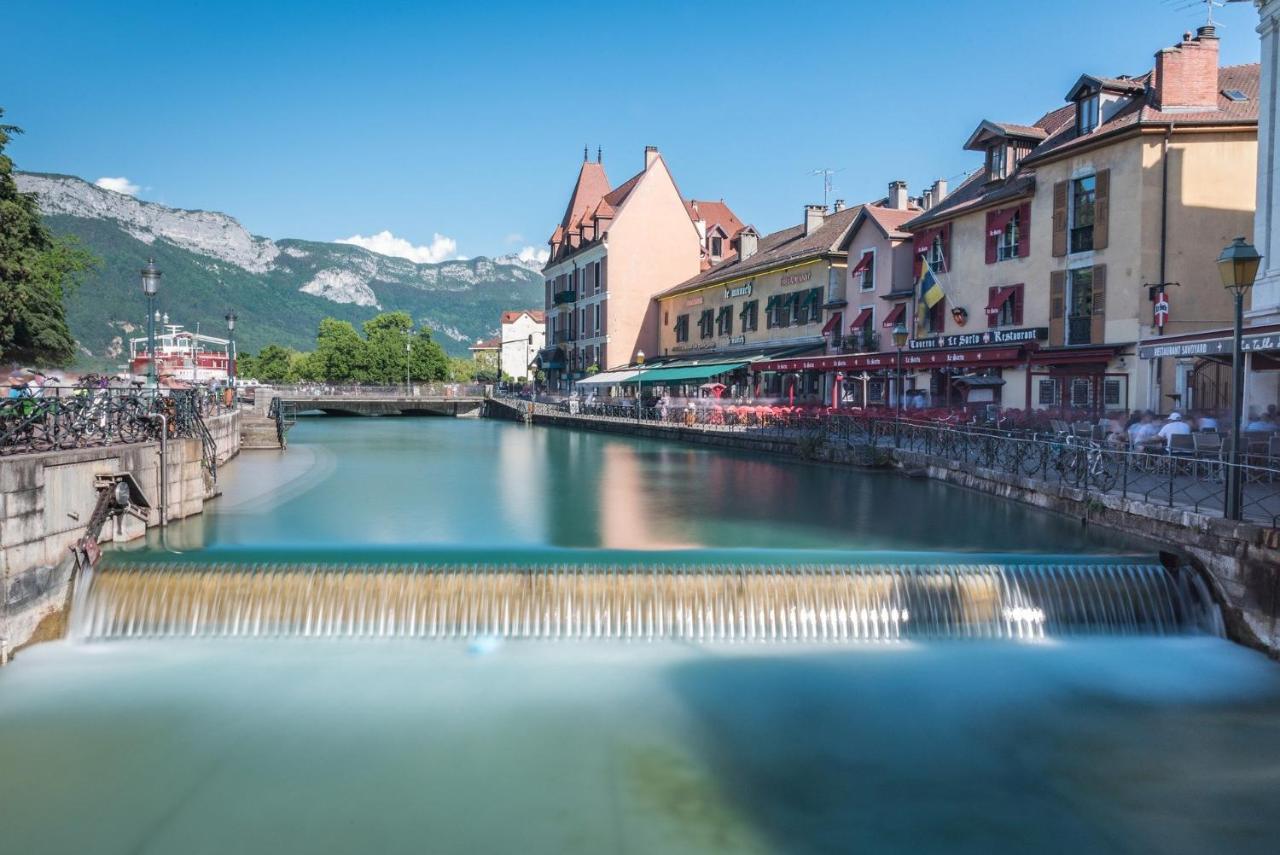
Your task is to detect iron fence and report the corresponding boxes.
[273,383,487,398]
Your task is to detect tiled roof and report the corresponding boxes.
[656,204,862,298]
[470,336,501,350]
[555,161,610,237]
[907,63,1259,230]
[687,199,745,238]
[602,171,643,207]
[860,204,923,240]
[992,122,1048,140]
[501,310,545,325]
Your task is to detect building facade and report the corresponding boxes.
[497,310,544,381]
[537,147,734,390]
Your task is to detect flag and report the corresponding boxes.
[916,261,944,325]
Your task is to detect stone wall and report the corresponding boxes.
[0,409,241,657]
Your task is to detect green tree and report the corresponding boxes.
[409,327,448,381]
[250,344,296,382]
[0,109,97,365]
[312,318,364,381]
[358,312,448,383]
[447,356,477,382]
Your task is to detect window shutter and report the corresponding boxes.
[912,231,928,280]
[1091,264,1107,345]
[985,212,998,265]
[941,224,952,271]
[1049,271,1066,346]
[987,286,999,328]
[1012,284,1024,325]
[1052,181,1068,257]
[600,256,608,292]
[600,298,607,338]
[1018,202,1032,258]
[1093,169,1110,251]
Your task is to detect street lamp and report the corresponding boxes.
[1218,236,1262,520]
[405,328,413,396]
[892,322,909,449]
[140,258,162,385]
[224,311,238,384]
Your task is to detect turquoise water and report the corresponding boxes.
[1,417,1277,855]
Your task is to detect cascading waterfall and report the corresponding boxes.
[69,560,1223,642]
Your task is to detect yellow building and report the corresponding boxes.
[897,25,1258,415]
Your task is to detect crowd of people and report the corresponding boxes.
[1111,407,1280,450]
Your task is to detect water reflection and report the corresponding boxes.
[156,418,1143,554]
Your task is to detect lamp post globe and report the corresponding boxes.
[224,311,238,384]
[140,258,162,386]
[1218,237,1261,521]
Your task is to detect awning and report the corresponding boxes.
[754,346,1026,374]
[882,303,906,328]
[986,286,1016,317]
[532,348,564,370]
[821,311,842,336]
[575,369,641,387]
[848,307,873,331]
[851,251,874,276]
[987,207,1017,237]
[635,361,749,384]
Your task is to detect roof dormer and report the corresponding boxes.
[963,120,1047,181]
[1064,74,1146,135]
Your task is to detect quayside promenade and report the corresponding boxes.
[487,394,1280,652]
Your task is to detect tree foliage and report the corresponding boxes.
[240,312,450,384]
[0,109,97,365]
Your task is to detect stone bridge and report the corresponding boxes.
[268,387,485,418]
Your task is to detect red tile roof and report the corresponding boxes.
[860,204,923,240]
[470,336,501,350]
[686,199,745,238]
[501,310,546,325]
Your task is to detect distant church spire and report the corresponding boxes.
[583,145,589,163]
[597,146,602,164]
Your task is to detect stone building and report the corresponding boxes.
[497,310,544,381]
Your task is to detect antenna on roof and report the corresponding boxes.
[809,167,844,208]
[597,146,602,164]
[583,145,589,163]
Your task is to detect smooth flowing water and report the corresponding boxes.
[1,418,1278,855]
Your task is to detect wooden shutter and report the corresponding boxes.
[1051,181,1068,257]
[941,224,952,271]
[987,286,998,328]
[1090,265,1107,345]
[1093,169,1110,251]
[600,256,608,292]
[1012,284,1024,325]
[1049,271,1066,346]
[600,298,607,339]
[1018,202,1032,258]
[985,212,998,265]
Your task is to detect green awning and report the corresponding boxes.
[635,361,749,384]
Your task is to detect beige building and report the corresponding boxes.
[536,147,740,390]
[894,25,1258,414]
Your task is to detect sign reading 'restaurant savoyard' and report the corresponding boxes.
[1137,332,1279,360]
[908,327,1047,351]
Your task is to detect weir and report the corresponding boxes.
[71,557,1223,642]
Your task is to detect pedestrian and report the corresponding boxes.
[1128,412,1158,447]
[1156,412,1192,448]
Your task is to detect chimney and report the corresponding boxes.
[931,178,948,206]
[1153,26,1220,110]
[921,189,934,211]
[644,145,660,169]
[887,180,909,210]
[833,199,846,213]
[738,228,759,261]
[804,204,826,236]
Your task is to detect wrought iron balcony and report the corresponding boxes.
[1067,315,1092,346]
[838,329,881,354]
[553,290,577,306]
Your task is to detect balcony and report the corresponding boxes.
[553,290,577,306]
[553,331,577,345]
[838,329,881,354]
[1067,315,1092,346]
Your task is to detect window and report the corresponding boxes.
[740,300,759,332]
[859,252,875,291]
[1070,175,1096,253]
[1038,378,1059,406]
[1070,378,1092,408]
[1077,93,1099,134]
[925,298,946,333]
[1104,378,1122,407]
[716,305,733,336]
[594,304,601,336]
[1067,267,1094,345]
[990,144,1006,179]
[925,234,946,274]
[698,308,714,339]
[796,291,812,325]
[996,212,1021,261]
[828,267,843,302]
[675,314,689,343]
[710,236,723,258]
[808,288,824,324]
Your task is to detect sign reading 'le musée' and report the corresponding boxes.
[908,327,1048,351]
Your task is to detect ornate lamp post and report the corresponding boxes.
[140,259,162,386]
[1218,237,1262,520]
[892,322,909,449]
[224,311,238,384]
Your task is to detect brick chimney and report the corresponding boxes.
[738,227,759,261]
[888,180,909,210]
[804,204,826,236]
[644,145,660,169]
[1153,25,1220,110]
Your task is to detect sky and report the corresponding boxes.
[2,0,1264,265]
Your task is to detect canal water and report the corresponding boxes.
[1,419,1278,854]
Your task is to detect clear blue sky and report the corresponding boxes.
[2,0,1262,263]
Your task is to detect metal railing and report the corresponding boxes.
[272,383,487,398]
[1,387,231,479]
[494,394,1280,527]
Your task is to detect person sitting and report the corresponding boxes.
[1195,410,1219,431]
[1156,412,1192,448]
[1128,412,1158,447]
[1245,410,1275,432]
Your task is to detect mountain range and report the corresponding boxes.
[14,172,545,363]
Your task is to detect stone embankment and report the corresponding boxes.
[0,409,241,659]
[485,398,1280,654]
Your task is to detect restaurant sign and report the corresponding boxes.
[780,269,813,287]
[1138,332,1280,360]
[753,347,1024,374]
[725,282,753,299]
[908,327,1047,351]
[671,342,717,354]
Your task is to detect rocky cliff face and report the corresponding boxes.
[16,172,545,360]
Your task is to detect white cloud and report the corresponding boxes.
[335,229,459,264]
[504,232,525,244]
[516,245,550,266]
[94,176,140,196]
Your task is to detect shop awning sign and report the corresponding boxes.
[1138,331,1280,360]
[908,327,1047,351]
